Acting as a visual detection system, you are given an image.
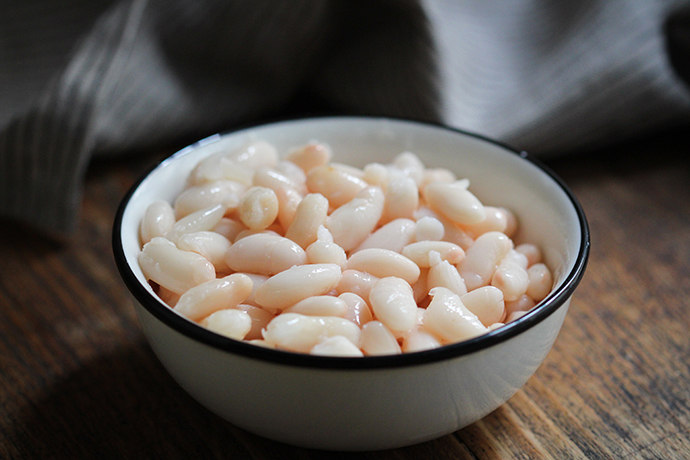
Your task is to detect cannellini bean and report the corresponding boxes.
[336,269,379,300]
[505,294,536,317]
[392,151,425,185]
[140,200,175,244]
[461,206,508,239]
[353,218,416,254]
[415,216,444,242]
[212,217,247,242]
[240,273,269,307]
[346,248,420,284]
[402,241,465,267]
[369,277,418,333]
[235,304,274,340]
[506,310,528,322]
[306,226,347,268]
[402,326,442,353]
[339,292,373,327]
[306,165,368,208]
[503,248,529,270]
[173,273,253,321]
[458,231,513,291]
[275,161,308,193]
[414,206,474,250]
[526,263,553,302]
[427,252,467,296]
[157,285,181,307]
[285,193,329,249]
[189,151,255,186]
[237,186,279,231]
[284,143,331,173]
[174,180,245,218]
[262,313,360,353]
[502,207,518,238]
[233,228,280,242]
[229,140,279,170]
[360,321,402,355]
[423,180,486,225]
[311,336,364,357]
[253,166,300,195]
[139,237,215,294]
[201,308,252,340]
[254,264,342,311]
[284,295,348,317]
[461,286,505,326]
[165,204,226,244]
[326,186,384,251]
[176,231,231,273]
[362,162,389,187]
[225,233,307,276]
[420,168,456,189]
[516,243,542,267]
[274,186,303,230]
[491,257,529,302]
[381,175,419,223]
[423,287,487,342]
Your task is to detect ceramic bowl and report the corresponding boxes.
[113,117,589,451]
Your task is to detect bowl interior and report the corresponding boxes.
[118,116,586,359]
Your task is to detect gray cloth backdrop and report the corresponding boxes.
[2,0,690,237]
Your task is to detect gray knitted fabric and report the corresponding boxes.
[1,0,689,236]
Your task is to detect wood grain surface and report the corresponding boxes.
[1,126,689,459]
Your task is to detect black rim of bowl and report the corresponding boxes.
[112,116,590,370]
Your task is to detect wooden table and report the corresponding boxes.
[2,126,689,459]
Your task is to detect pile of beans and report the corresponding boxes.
[138,140,553,356]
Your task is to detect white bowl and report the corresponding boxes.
[113,117,589,451]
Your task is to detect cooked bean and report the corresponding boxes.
[423,287,487,342]
[237,186,279,231]
[235,304,275,340]
[285,193,329,249]
[427,252,468,296]
[326,186,384,251]
[402,241,465,267]
[262,313,360,353]
[461,206,508,239]
[360,321,402,356]
[306,226,347,268]
[346,248,420,284]
[254,264,342,311]
[491,257,529,302]
[139,237,215,295]
[362,162,389,187]
[166,204,226,244]
[504,294,536,318]
[335,269,379,300]
[140,200,175,244]
[310,336,364,357]
[173,273,253,321]
[402,326,442,353]
[423,180,486,225]
[201,308,252,340]
[369,277,418,333]
[381,175,419,223]
[284,295,348,317]
[461,286,505,326]
[392,151,425,185]
[176,231,231,273]
[526,263,553,302]
[306,164,368,208]
[174,180,245,218]
[240,273,269,307]
[211,217,247,242]
[420,168,456,189]
[458,231,513,291]
[353,218,416,254]
[516,243,542,267]
[415,216,445,242]
[226,233,307,276]
[339,292,374,327]
[284,143,331,173]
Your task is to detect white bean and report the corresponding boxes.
[402,241,465,267]
[502,207,518,238]
[176,231,231,273]
[310,336,364,357]
[461,286,505,326]
[503,248,529,270]
[526,263,553,302]
[420,168,456,189]
[423,287,487,342]
[201,309,252,340]
[369,277,418,333]
[402,326,442,353]
[504,294,536,318]
[229,140,279,170]
[140,200,175,244]
[211,217,247,242]
[491,257,529,302]
[362,162,389,187]
[284,143,331,173]
[262,313,360,353]
[458,231,513,291]
[189,152,254,186]
[225,233,307,276]
[423,180,486,225]
[173,180,245,218]
[285,193,329,249]
[392,151,425,185]
[254,264,342,311]
[326,186,384,251]
[239,273,269,307]
[173,273,253,321]
[306,165,368,208]
[360,321,402,356]
[506,310,528,322]
[516,243,542,267]
[346,248,420,285]
[415,216,444,242]
[139,237,215,295]
[237,186,279,231]
[427,255,468,297]
[274,186,303,231]
[165,204,226,244]
[253,166,300,195]
[339,292,374,327]
[414,206,474,250]
[335,269,379,300]
[461,206,508,239]
[381,175,419,223]
[235,304,275,340]
[284,295,348,317]
[306,226,347,268]
[353,218,416,254]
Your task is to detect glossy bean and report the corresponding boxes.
[461,206,508,239]
[381,175,419,223]
[402,241,465,267]
[326,186,384,251]
[310,336,364,357]
[346,248,420,284]
[423,180,486,225]
[225,233,307,276]
[392,151,425,185]
[284,295,348,317]
[423,287,487,342]
[353,218,416,254]
[284,143,331,173]
[339,292,374,327]
[235,304,275,341]
[461,286,505,326]
[306,164,368,209]
[369,277,418,333]
[176,231,231,273]
[165,204,226,244]
[415,216,445,242]
[402,326,442,353]
[254,264,342,311]
[526,263,553,302]
[285,193,329,249]
[504,294,536,317]
[262,313,360,353]
[360,321,402,356]
[458,231,513,291]
[427,253,468,296]
[237,186,279,231]
[173,273,253,321]
[306,225,347,268]
[516,243,542,267]
[201,308,252,340]
[335,269,379,300]
[174,180,245,218]
[140,200,175,244]
[491,257,529,302]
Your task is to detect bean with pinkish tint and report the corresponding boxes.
[360,321,401,356]
[311,336,364,357]
[516,243,542,267]
[284,295,348,317]
[504,294,536,318]
[526,263,553,302]
[427,251,468,297]
[140,200,175,244]
[362,162,389,187]
[284,143,332,173]
[461,206,508,239]
[420,168,456,189]
[415,216,444,242]
[491,257,529,302]
[254,264,342,312]
[212,217,247,242]
[237,186,279,231]
[201,308,252,340]
[346,248,420,285]
[139,237,216,295]
[326,186,384,251]
[262,313,360,353]
[177,231,231,273]
[174,180,244,218]
[284,193,329,249]
[353,218,416,254]
[173,273,253,321]
[235,304,274,340]
[339,292,373,327]
[306,226,347,268]
[458,231,513,291]
[392,151,425,185]
[369,277,418,333]
[402,241,465,267]
[381,175,419,223]
[423,287,487,343]
[306,164,368,209]
[226,233,306,276]
[165,204,226,244]
[461,286,505,327]
[336,270,379,300]
[423,180,486,225]
[402,326,442,353]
